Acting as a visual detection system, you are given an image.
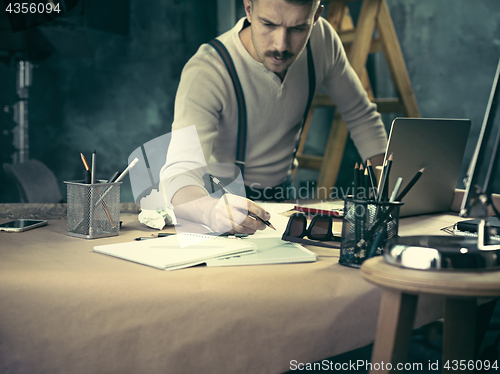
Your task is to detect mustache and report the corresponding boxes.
[265,50,294,60]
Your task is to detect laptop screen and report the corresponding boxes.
[384,118,471,217]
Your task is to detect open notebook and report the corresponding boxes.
[94,233,256,270]
[205,237,318,267]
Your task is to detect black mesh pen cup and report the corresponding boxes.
[339,198,403,268]
[65,180,121,239]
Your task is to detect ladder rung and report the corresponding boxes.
[374,98,405,113]
[296,155,323,170]
[312,94,404,113]
[338,31,383,54]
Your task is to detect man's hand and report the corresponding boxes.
[171,185,271,234]
[207,194,271,234]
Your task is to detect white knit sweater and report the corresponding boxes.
[160,17,387,203]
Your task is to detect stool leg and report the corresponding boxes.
[443,297,476,374]
[370,289,418,374]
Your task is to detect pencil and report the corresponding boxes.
[353,162,359,199]
[396,168,425,201]
[81,153,92,184]
[378,153,393,202]
[80,153,90,171]
[366,159,378,200]
[358,164,365,200]
[363,166,369,201]
[209,175,276,230]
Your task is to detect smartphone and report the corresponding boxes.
[0,219,48,232]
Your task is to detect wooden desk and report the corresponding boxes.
[0,207,460,374]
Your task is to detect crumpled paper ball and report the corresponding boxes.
[138,208,176,230]
[137,188,177,230]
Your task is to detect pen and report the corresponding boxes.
[209,175,276,230]
[135,233,176,240]
[91,150,96,184]
[389,177,403,202]
[114,158,139,183]
[134,232,249,240]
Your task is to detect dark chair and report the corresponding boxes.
[3,159,63,203]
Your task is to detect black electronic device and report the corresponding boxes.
[0,219,48,232]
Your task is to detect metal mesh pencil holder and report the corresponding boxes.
[65,180,121,239]
[339,198,403,268]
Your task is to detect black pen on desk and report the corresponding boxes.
[209,175,276,230]
[396,168,425,201]
[135,233,175,241]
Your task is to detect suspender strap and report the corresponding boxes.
[208,38,315,180]
[293,41,316,163]
[208,39,248,177]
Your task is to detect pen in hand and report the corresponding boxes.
[209,175,276,230]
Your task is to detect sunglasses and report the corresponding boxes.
[282,212,341,248]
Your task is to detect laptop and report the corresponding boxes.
[383,118,471,217]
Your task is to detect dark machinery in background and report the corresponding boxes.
[1,0,130,164]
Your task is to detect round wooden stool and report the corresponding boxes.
[361,256,500,374]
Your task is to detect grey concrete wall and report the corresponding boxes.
[297,0,500,195]
[382,0,500,192]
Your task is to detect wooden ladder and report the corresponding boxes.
[295,0,420,199]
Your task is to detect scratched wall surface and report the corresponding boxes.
[1,0,499,203]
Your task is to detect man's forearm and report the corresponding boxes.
[171,185,214,225]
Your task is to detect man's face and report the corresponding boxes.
[244,0,323,79]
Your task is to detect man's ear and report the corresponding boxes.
[313,4,324,23]
[243,0,253,23]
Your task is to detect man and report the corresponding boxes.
[160,0,387,234]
